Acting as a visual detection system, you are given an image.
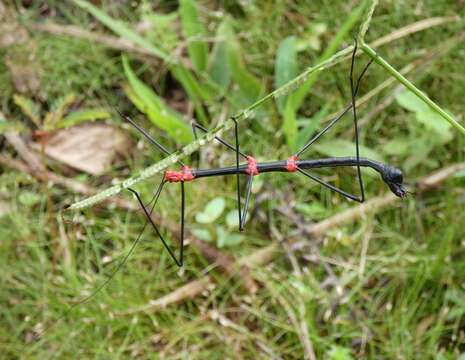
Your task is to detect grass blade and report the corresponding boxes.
[122,56,193,144]
[72,0,170,61]
[179,0,209,72]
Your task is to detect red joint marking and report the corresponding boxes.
[286,156,298,172]
[164,166,195,183]
[181,166,195,182]
[246,156,259,176]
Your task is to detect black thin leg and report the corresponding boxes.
[240,175,253,231]
[294,50,373,160]
[179,182,185,267]
[294,103,353,157]
[297,168,362,202]
[192,118,245,231]
[191,121,248,159]
[232,117,243,230]
[118,110,185,167]
[128,182,184,267]
[350,39,373,203]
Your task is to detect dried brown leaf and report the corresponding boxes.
[36,124,131,175]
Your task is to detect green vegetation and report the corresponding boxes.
[1,1,464,358]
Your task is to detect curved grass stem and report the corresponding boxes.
[361,43,465,136]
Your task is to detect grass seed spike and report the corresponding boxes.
[125,41,407,267]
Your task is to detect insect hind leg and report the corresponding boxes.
[128,179,184,267]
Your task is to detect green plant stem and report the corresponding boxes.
[361,43,465,136]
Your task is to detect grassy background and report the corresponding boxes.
[1,1,465,358]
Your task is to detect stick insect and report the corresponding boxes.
[123,41,407,267]
[34,41,407,340]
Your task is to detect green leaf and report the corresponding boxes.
[19,191,41,207]
[57,108,110,129]
[0,118,27,134]
[171,64,212,123]
[195,197,226,224]
[13,95,41,127]
[283,100,298,151]
[224,20,262,103]
[209,20,232,92]
[122,56,193,144]
[216,226,244,248]
[72,0,169,61]
[314,139,385,162]
[179,0,208,72]
[396,91,429,113]
[275,36,298,111]
[416,111,452,142]
[327,345,354,360]
[225,210,239,229]
[191,228,212,242]
[44,93,76,130]
[382,138,410,156]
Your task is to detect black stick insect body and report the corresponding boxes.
[124,41,407,267]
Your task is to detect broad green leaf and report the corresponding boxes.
[73,0,169,61]
[13,95,41,127]
[179,0,208,72]
[195,197,226,224]
[57,108,110,129]
[216,226,244,248]
[314,139,385,162]
[275,36,298,111]
[19,191,41,207]
[416,111,452,142]
[122,56,193,144]
[209,20,232,92]
[191,228,212,242]
[225,210,239,229]
[396,91,429,113]
[327,345,354,360]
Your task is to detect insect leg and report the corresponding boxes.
[349,39,374,203]
[294,51,373,159]
[240,175,254,230]
[119,111,185,167]
[191,121,247,159]
[297,167,362,202]
[128,181,183,267]
[192,118,246,230]
[179,182,185,266]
